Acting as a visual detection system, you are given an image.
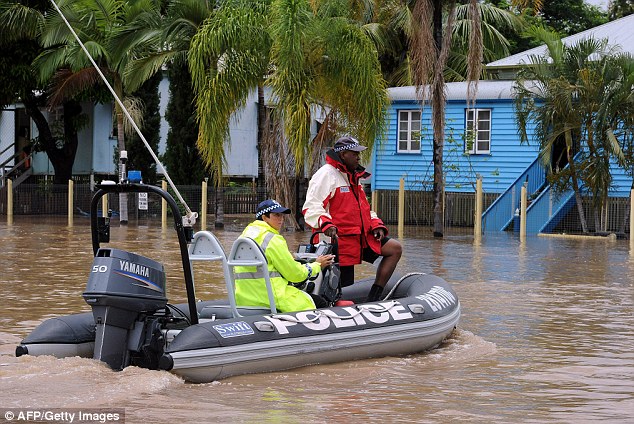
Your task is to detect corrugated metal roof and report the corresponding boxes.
[487,14,634,68]
[389,80,517,101]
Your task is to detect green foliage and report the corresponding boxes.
[189,0,388,180]
[127,71,162,184]
[0,40,39,107]
[608,0,634,19]
[163,61,207,185]
[515,32,634,232]
[540,0,608,36]
[0,0,46,106]
[485,1,607,56]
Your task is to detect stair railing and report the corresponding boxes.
[482,156,547,231]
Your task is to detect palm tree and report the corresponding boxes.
[35,0,162,223]
[124,0,214,92]
[376,1,520,86]
[0,0,85,184]
[407,0,483,237]
[367,0,508,236]
[124,0,214,185]
[515,30,634,233]
[189,0,388,216]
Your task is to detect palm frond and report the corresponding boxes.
[47,66,112,107]
[0,1,44,42]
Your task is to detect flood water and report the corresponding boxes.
[1,217,633,423]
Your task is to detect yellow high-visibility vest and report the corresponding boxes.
[235,220,320,312]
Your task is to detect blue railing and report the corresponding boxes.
[482,156,547,231]
[524,184,576,233]
[524,152,585,233]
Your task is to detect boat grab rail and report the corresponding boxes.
[226,237,278,317]
[380,272,426,301]
[91,182,200,325]
[187,231,234,319]
[187,233,279,319]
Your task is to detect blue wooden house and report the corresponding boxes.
[371,78,633,233]
[372,80,539,194]
[372,15,634,234]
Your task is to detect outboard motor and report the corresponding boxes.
[83,248,167,370]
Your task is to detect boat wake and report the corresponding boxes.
[1,354,184,408]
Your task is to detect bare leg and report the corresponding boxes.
[374,238,402,287]
[367,238,403,302]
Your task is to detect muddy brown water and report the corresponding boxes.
[1,218,632,423]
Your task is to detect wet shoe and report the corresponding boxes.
[334,300,354,307]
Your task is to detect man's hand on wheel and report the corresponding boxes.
[324,226,338,238]
[373,228,385,241]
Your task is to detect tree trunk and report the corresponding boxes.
[431,0,445,238]
[566,132,587,233]
[23,95,79,184]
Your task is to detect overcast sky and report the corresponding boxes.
[585,0,609,10]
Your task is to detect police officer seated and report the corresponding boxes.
[234,199,334,312]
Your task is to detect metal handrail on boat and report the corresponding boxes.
[226,237,278,316]
[90,182,200,325]
[187,232,278,318]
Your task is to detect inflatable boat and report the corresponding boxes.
[16,183,460,383]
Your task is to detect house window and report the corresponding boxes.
[397,110,421,153]
[465,108,491,154]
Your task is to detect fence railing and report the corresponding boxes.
[482,156,546,231]
[525,185,574,233]
[0,179,630,237]
[373,189,497,229]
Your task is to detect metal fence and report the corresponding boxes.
[1,181,631,237]
[0,181,270,220]
[551,196,630,235]
[373,189,497,229]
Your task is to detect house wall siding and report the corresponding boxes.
[90,102,117,175]
[373,98,540,194]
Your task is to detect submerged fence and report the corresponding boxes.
[0,178,631,237]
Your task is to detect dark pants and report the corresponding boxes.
[339,236,390,287]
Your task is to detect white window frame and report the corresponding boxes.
[397,109,421,153]
[465,108,491,154]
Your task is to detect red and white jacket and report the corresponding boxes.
[302,150,388,266]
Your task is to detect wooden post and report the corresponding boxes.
[520,183,528,239]
[161,180,167,230]
[630,189,634,244]
[68,179,74,227]
[371,189,378,212]
[201,179,208,230]
[7,178,13,225]
[474,175,483,239]
[398,177,405,239]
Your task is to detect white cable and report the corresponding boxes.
[379,272,426,301]
[48,0,196,220]
[271,312,323,324]
[271,301,400,323]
